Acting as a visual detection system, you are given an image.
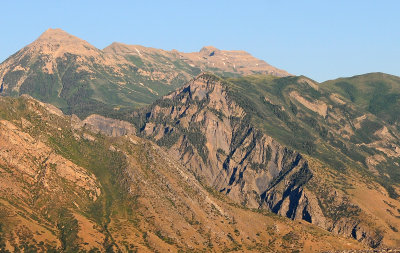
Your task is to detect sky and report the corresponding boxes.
[0,0,399,82]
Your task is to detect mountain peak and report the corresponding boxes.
[39,28,69,36]
[199,46,220,56]
[103,42,143,55]
[27,28,100,58]
[36,28,83,44]
[0,28,104,77]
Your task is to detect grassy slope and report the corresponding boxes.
[321,72,400,184]
[223,73,400,178]
[216,73,400,244]
[224,75,353,166]
[321,72,400,125]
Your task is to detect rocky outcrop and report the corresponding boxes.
[130,73,395,248]
[72,114,136,137]
[331,219,383,248]
[133,74,323,226]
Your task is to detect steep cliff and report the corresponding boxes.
[132,75,319,220]
[72,113,136,137]
[131,73,399,248]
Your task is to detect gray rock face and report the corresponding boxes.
[73,114,136,137]
[131,74,388,248]
[330,218,383,248]
[133,74,323,226]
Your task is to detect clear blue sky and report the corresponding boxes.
[1,0,399,82]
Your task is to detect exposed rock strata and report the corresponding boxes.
[131,74,387,248]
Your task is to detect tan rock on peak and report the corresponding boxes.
[103,42,163,55]
[31,28,99,56]
[104,42,291,76]
[37,28,83,43]
[0,28,291,107]
[1,28,124,77]
[199,45,220,55]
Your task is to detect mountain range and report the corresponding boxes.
[1,29,400,252]
[0,28,289,118]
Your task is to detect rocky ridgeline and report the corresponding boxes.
[131,73,384,247]
[72,113,136,137]
[134,74,318,223]
[0,28,290,118]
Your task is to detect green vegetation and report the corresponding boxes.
[0,224,9,253]
[333,81,358,102]
[184,126,209,163]
[224,75,321,157]
[126,55,145,68]
[57,209,80,252]
[156,130,180,148]
[2,52,184,118]
[47,129,134,251]
[155,230,175,245]
[220,73,400,202]
[322,73,400,124]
